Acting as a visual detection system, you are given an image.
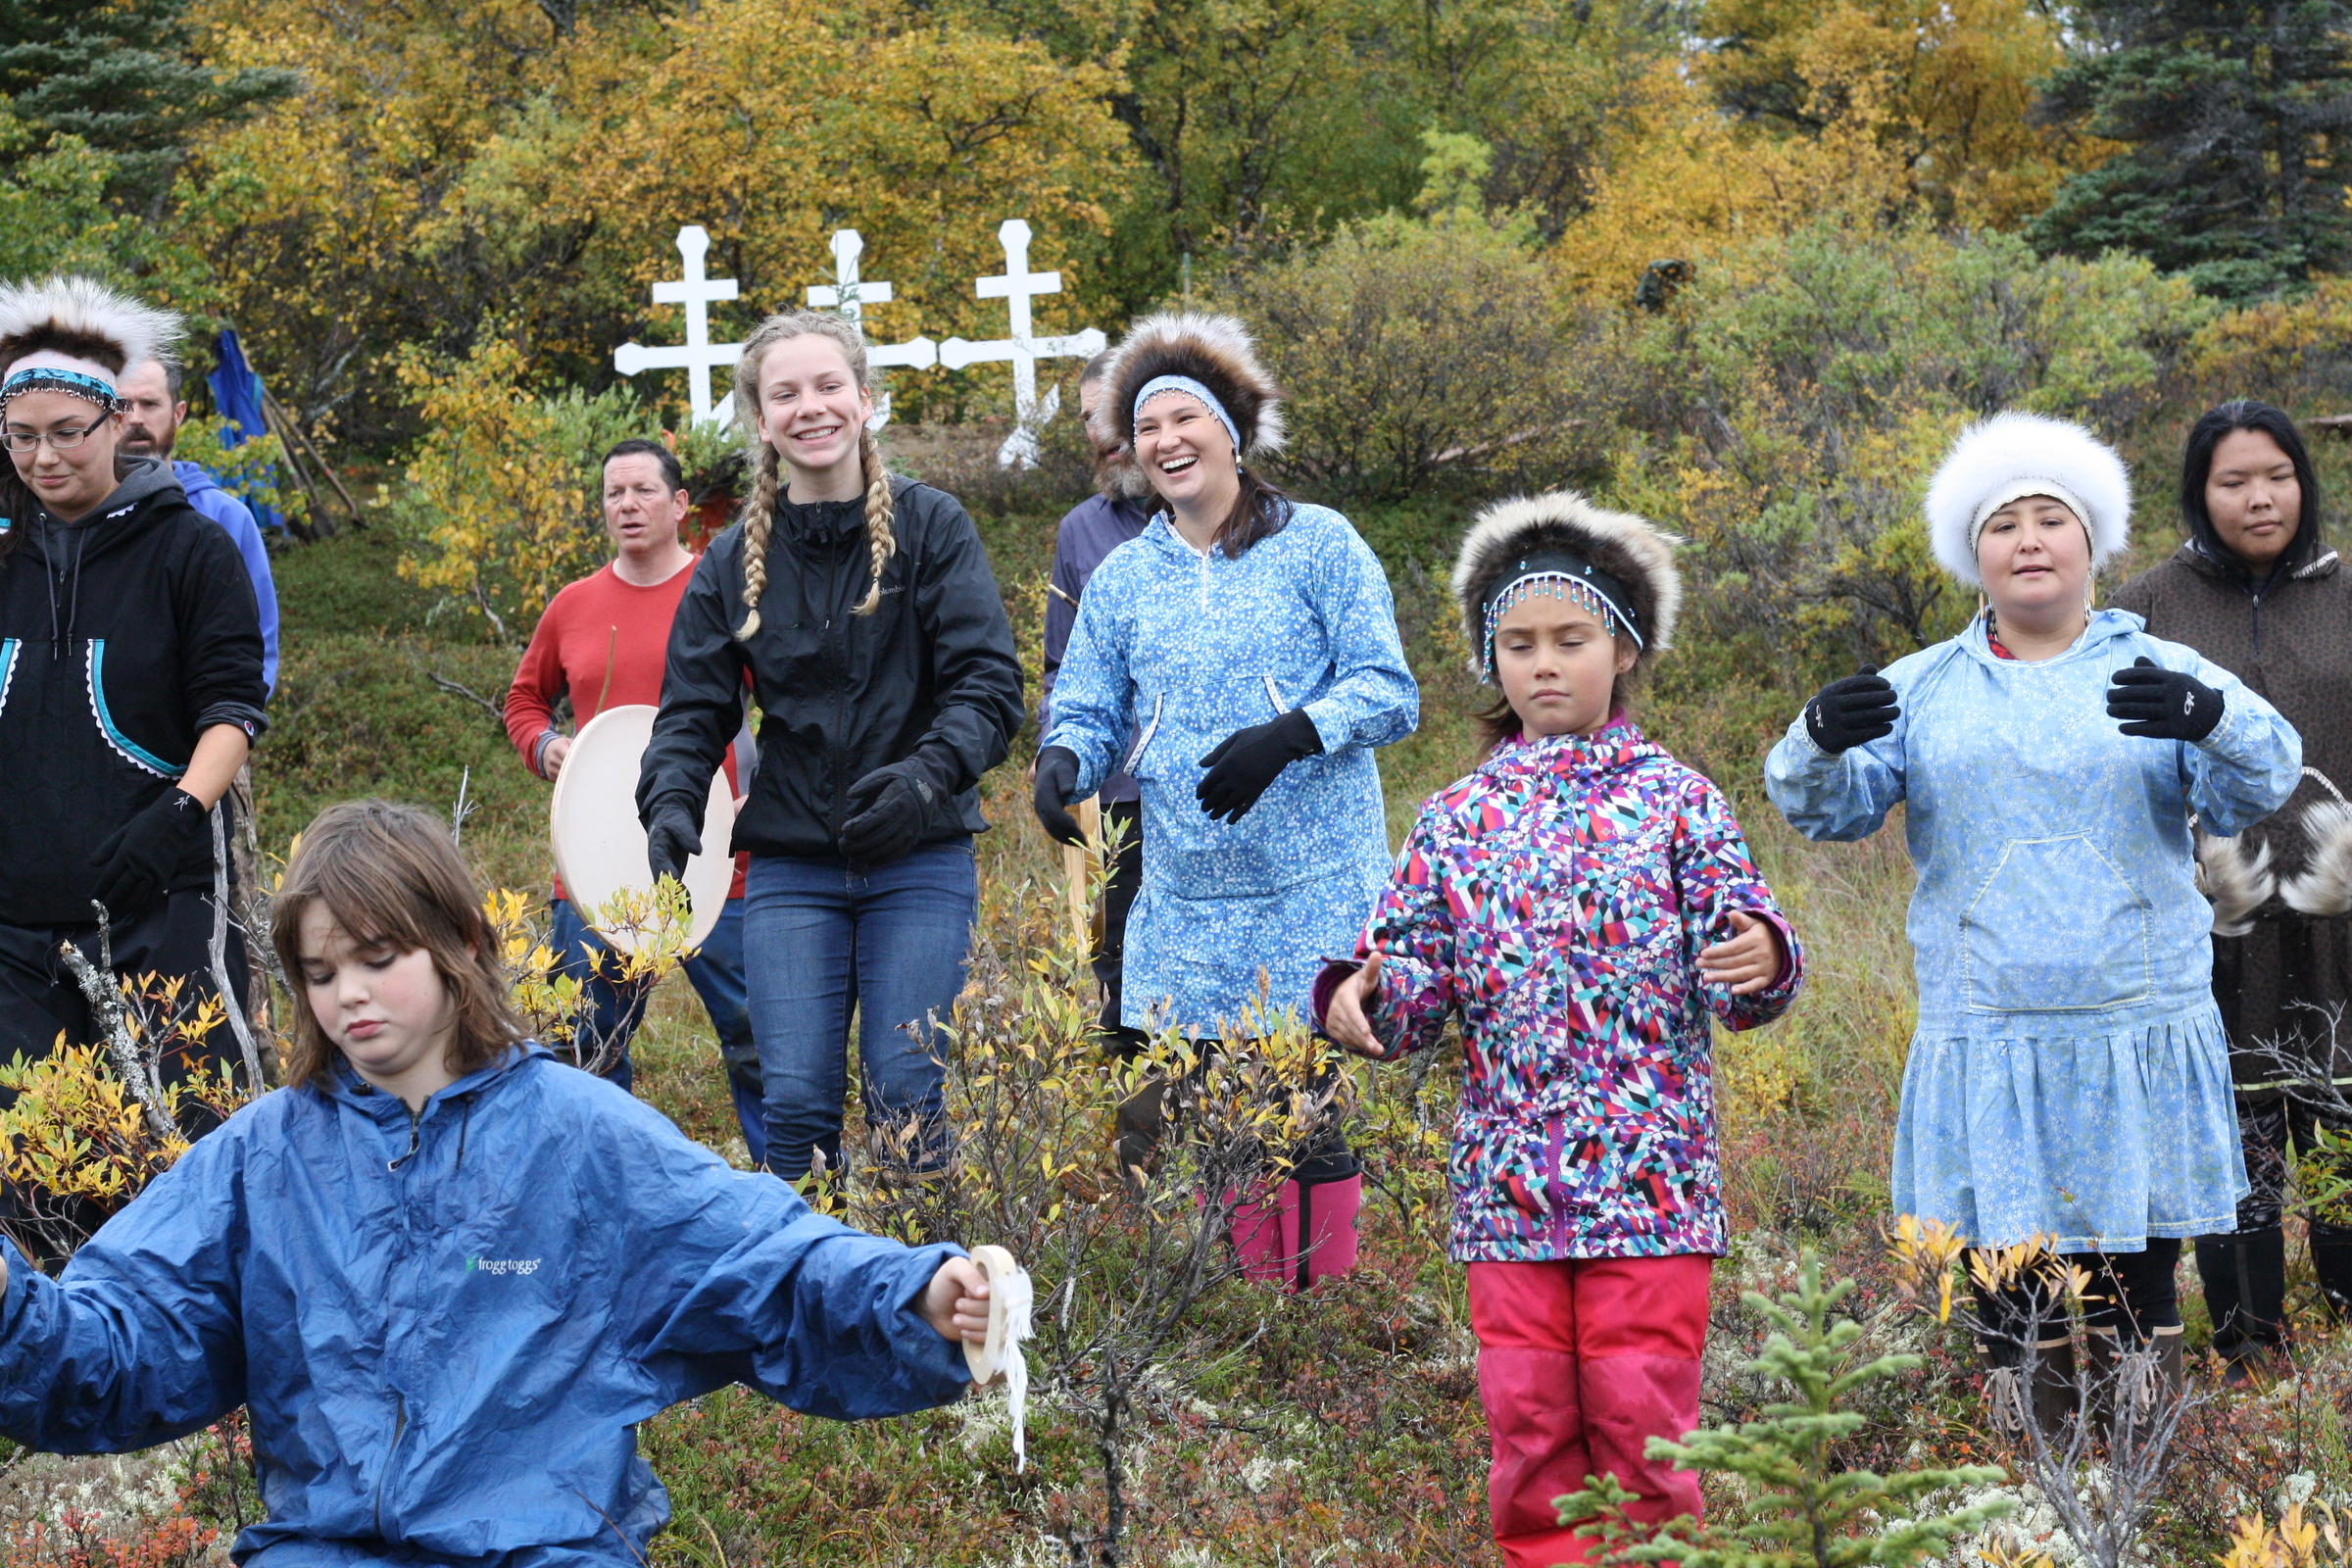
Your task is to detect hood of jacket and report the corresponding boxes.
[2176,535,2341,593]
[171,458,224,503]
[20,455,185,561]
[1478,715,1666,790]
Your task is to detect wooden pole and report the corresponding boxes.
[1062,796,1102,952]
[263,388,366,530]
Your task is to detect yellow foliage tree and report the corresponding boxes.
[178,0,1130,437]
[391,334,652,637]
[1698,0,2098,227]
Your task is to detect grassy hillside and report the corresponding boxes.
[7,501,2345,1568]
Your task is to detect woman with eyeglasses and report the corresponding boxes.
[0,277,268,1120]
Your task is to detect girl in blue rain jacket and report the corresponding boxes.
[0,800,992,1568]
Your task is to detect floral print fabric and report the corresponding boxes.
[1043,504,1418,1035]
[1764,609,2303,1248]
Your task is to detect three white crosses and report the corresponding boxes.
[612,220,1105,467]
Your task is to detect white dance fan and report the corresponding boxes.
[549,704,733,954]
[963,1244,1037,1470]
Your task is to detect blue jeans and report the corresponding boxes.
[548,897,766,1165]
[743,841,977,1179]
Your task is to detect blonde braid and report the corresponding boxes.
[735,443,781,640]
[852,423,896,616]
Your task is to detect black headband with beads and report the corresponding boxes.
[1479,551,1643,677]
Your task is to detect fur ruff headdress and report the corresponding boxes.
[1925,412,2132,586]
[1088,313,1285,461]
[0,275,181,400]
[1450,491,1683,682]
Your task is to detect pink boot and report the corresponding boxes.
[1230,1172,1363,1292]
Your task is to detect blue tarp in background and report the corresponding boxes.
[205,328,286,534]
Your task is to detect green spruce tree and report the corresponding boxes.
[1558,1250,2011,1567]
[2028,0,2352,303]
[0,0,294,211]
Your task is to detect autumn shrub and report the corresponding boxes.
[1607,217,2214,687]
[1229,202,1597,505]
[390,335,655,640]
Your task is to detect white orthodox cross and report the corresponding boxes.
[807,229,937,429]
[612,225,744,426]
[939,220,1107,467]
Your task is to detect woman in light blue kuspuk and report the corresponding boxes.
[1766,413,2301,1435]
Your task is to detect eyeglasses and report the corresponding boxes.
[1,419,113,454]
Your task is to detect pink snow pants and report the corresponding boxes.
[1466,1253,1711,1568]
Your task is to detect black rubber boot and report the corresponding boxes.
[2195,1228,2288,1378]
[2310,1220,2352,1324]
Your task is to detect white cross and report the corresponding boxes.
[939,220,1106,467]
[807,229,937,430]
[612,225,743,427]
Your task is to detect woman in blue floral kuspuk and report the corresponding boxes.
[1031,312,1419,1291]
[1767,413,2302,1437]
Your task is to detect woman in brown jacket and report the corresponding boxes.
[2112,399,2352,1375]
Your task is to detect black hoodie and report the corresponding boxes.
[638,476,1023,859]
[0,458,269,926]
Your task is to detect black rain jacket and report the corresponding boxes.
[638,477,1024,859]
[0,458,268,926]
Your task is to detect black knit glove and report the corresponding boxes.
[1032,746,1084,847]
[2108,656,2224,742]
[1802,666,1900,755]
[644,800,703,886]
[90,788,209,921]
[841,763,938,865]
[1197,709,1324,824]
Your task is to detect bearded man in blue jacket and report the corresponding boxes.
[121,356,280,693]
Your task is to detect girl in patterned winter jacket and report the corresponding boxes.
[1317,493,1803,1568]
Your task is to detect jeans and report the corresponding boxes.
[548,897,765,1163]
[742,840,977,1179]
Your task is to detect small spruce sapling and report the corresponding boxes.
[1556,1249,2012,1566]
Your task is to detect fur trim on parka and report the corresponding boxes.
[1088,313,1286,460]
[1925,412,2132,587]
[1450,491,1683,681]
[0,274,179,380]
[2283,800,2352,918]
[2196,832,2277,937]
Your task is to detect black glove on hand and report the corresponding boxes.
[841,763,937,865]
[1197,709,1324,824]
[1032,746,1084,847]
[644,800,704,886]
[1803,666,1900,755]
[2108,656,2224,742]
[90,788,209,920]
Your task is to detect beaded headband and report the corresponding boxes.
[0,364,120,413]
[1479,552,1643,679]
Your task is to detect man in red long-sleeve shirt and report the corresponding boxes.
[504,438,764,1159]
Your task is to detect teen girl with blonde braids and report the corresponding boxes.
[639,311,1024,1181]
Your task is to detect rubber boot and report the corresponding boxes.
[1112,1076,1166,1183]
[2083,1326,2186,1447]
[2310,1220,2352,1324]
[1229,1172,1364,1293]
[2194,1228,2287,1380]
[2082,1326,2120,1443]
[2030,1338,2083,1448]
[1980,1336,2076,1448]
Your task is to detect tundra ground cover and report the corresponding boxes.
[6,506,2352,1568]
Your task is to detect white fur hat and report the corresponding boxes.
[0,275,180,393]
[1924,412,2132,586]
